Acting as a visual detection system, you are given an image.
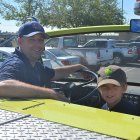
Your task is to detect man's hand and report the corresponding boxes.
[81,71,93,81]
[52,90,69,102]
[79,65,89,71]
[77,65,93,80]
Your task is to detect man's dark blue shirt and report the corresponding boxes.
[0,48,55,87]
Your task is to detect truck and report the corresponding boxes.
[113,42,138,65]
[45,37,114,70]
[81,40,138,65]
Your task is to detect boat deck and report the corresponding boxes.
[0,109,119,140]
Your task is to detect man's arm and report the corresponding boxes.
[53,64,88,80]
[0,80,68,102]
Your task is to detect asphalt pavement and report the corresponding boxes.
[119,62,140,95]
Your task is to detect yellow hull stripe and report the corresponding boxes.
[46,25,130,37]
[0,99,139,140]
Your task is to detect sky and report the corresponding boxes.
[0,0,139,33]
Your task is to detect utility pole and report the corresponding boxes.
[122,0,123,24]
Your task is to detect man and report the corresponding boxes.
[0,21,87,102]
[97,65,139,116]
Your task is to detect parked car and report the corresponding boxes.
[0,47,15,65]
[0,47,64,69]
[45,36,78,49]
[78,39,114,68]
[45,37,114,70]
[43,47,82,66]
[128,42,140,60]
[113,42,138,65]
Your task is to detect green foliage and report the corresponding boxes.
[0,0,49,25]
[0,0,125,28]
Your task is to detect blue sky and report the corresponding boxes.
[0,0,139,33]
[118,0,140,20]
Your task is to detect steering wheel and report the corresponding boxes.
[61,70,101,107]
[74,69,98,87]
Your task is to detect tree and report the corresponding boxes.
[47,0,125,28]
[0,0,50,25]
[0,0,125,28]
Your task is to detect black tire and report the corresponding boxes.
[113,54,124,65]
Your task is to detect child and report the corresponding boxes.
[97,65,139,116]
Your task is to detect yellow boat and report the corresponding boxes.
[0,23,140,140]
